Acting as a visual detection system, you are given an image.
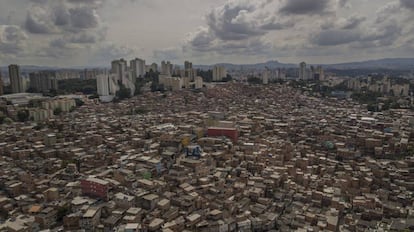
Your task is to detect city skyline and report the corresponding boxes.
[0,0,414,67]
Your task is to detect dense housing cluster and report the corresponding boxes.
[0,83,413,231]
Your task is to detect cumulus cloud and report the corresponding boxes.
[340,15,366,30]
[25,6,56,34]
[206,1,265,41]
[53,3,70,26]
[185,0,294,57]
[0,25,28,55]
[69,7,99,29]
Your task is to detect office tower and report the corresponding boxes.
[9,64,24,93]
[299,62,307,80]
[111,59,128,84]
[130,58,146,79]
[0,70,3,95]
[213,66,227,82]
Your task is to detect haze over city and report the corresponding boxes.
[0,0,414,67]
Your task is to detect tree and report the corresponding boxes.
[116,84,131,100]
[222,74,233,82]
[75,98,84,107]
[53,107,63,116]
[247,76,262,84]
[17,109,29,122]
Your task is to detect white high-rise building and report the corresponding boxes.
[130,58,146,79]
[97,74,110,96]
[111,59,128,83]
[262,71,269,85]
[213,66,227,82]
[97,73,118,102]
[195,76,203,89]
[299,62,307,80]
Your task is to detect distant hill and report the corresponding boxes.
[323,58,414,70]
[194,60,296,70]
[1,58,413,73]
[195,58,414,71]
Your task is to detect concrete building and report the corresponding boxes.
[29,72,58,93]
[130,58,146,79]
[97,74,110,97]
[184,61,195,81]
[213,66,227,82]
[80,177,109,200]
[299,62,307,80]
[9,64,24,93]
[146,63,158,73]
[161,61,173,76]
[195,76,203,89]
[111,59,128,84]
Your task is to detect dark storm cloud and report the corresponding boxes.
[279,0,331,15]
[400,0,414,10]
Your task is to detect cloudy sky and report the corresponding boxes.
[0,0,413,67]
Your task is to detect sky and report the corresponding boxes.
[0,0,413,67]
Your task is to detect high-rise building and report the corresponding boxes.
[130,58,146,79]
[161,61,173,76]
[213,66,227,82]
[263,70,270,85]
[29,71,58,93]
[9,64,24,93]
[299,62,307,80]
[0,70,3,96]
[195,76,203,89]
[97,74,110,96]
[146,63,158,73]
[111,59,128,84]
[317,66,325,81]
[184,61,192,70]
